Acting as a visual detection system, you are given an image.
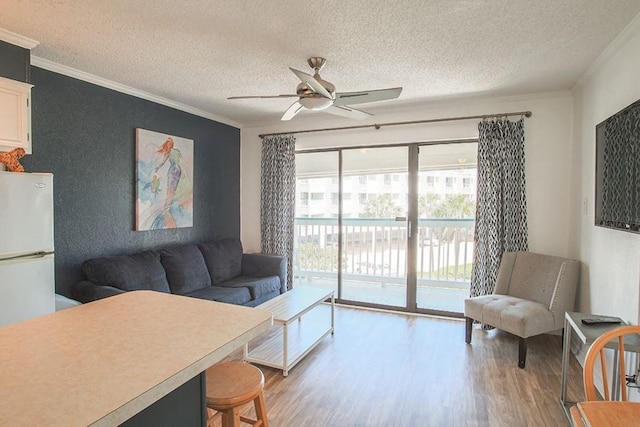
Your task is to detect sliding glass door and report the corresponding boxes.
[293,141,477,316]
[294,151,339,295]
[415,142,477,313]
[340,146,409,308]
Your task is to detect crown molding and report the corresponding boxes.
[573,11,640,89]
[0,27,38,49]
[31,56,242,129]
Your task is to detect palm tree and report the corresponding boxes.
[361,194,403,218]
[434,194,475,219]
[419,194,476,280]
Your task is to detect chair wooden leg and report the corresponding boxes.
[465,317,473,344]
[221,407,241,427]
[518,337,527,369]
[207,408,221,427]
[254,392,269,427]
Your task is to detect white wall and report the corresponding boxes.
[241,92,575,261]
[570,15,640,324]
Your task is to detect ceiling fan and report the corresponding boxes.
[228,57,403,121]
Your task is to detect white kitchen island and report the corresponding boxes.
[0,291,272,426]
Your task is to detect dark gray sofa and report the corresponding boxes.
[70,238,286,307]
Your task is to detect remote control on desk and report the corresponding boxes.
[581,317,622,325]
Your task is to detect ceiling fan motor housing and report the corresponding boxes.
[296,69,336,110]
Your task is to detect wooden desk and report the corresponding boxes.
[0,291,272,426]
[574,401,640,426]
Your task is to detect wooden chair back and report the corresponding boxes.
[583,325,640,401]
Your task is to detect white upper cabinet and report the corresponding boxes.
[0,76,33,154]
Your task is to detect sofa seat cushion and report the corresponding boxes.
[186,286,252,305]
[82,251,170,293]
[159,245,211,295]
[464,295,555,338]
[198,239,243,284]
[220,275,280,300]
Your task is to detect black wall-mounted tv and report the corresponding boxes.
[595,98,640,233]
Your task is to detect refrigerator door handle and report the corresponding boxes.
[0,251,54,262]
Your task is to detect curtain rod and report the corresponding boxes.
[259,110,532,139]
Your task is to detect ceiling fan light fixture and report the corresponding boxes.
[300,96,333,110]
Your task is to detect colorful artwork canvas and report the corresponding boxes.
[136,129,194,230]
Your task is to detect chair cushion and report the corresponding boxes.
[219,276,281,300]
[186,286,252,305]
[83,251,170,293]
[198,239,243,284]
[464,295,555,338]
[159,245,211,295]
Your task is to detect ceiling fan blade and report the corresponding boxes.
[228,94,303,100]
[289,67,333,99]
[334,87,403,106]
[281,101,304,121]
[325,105,373,120]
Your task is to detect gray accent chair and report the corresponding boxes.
[464,251,580,368]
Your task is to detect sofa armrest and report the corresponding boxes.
[70,280,126,303]
[242,253,287,294]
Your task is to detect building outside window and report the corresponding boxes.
[311,192,324,200]
[300,192,309,206]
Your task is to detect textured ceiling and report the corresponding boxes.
[2,0,640,127]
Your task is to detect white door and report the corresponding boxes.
[0,254,55,327]
[0,172,53,256]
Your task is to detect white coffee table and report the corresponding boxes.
[244,286,335,376]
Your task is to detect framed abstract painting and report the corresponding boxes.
[136,128,194,230]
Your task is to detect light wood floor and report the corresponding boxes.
[214,304,585,427]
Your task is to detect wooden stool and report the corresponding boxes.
[205,362,269,427]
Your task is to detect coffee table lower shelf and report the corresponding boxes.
[244,318,332,376]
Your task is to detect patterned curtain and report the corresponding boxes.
[470,119,528,297]
[261,134,296,290]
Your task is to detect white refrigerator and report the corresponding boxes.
[0,171,55,327]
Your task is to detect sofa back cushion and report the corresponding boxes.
[83,250,171,293]
[198,239,243,284]
[159,245,211,295]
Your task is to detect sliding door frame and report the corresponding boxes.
[296,138,477,318]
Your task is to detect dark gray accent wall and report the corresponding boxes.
[0,40,30,83]
[22,67,241,296]
[120,373,205,426]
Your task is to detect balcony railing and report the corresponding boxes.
[294,217,475,290]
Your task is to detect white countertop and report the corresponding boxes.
[0,291,272,426]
